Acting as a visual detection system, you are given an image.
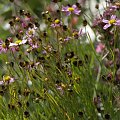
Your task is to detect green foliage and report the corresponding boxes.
[0,0,120,120]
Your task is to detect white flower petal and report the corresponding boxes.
[103,24,111,29]
[9,43,18,47]
[0,81,4,85]
[102,19,109,23]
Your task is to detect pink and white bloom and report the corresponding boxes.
[72,28,84,39]
[30,42,39,49]
[96,43,105,53]
[102,15,120,29]
[62,4,81,16]
[9,39,27,47]
[27,38,39,49]
[0,40,8,53]
[26,25,37,37]
[51,19,62,28]
[0,76,15,85]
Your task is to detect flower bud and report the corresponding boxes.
[9,0,14,2]
[83,19,87,26]
[28,80,32,86]
[95,4,99,9]
[9,21,14,26]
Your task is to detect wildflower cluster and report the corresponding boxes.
[1,0,120,119]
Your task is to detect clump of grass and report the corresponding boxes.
[0,0,120,119]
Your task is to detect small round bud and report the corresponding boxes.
[9,0,14,2]
[19,10,25,15]
[48,17,52,22]
[28,23,34,28]
[6,62,10,65]
[27,80,32,86]
[43,31,47,37]
[15,17,20,22]
[24,111,30,118]
[42,12,46,18]
[9,21,14,26]
[16,34,21,39]
[10,62,14,67]
[25,12,31,18]
[83,19,87,26]
[27,47,33,53]
[56,9,60,13]
[19,62,26,67]
[5,39,10,48]
[95,4,99,9]
[52,0,58,3]
[45,11,49,14]
[8,104,15,109]
[35,22,40,27]
[104,114,110,119]
[78,111,83,117]
[63,25,68,31]
[65,52,74,58]
[45,78,48,81]
[17,101,22,107]
[76,2,81,8]
[52,0,62,2]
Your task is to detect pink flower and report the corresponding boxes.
[0,40,8,53]
[72,28,84,39]
[30,42,39,49]
[51,19,62,28]
[102,15,120,29]
[103,6,117,17]
[26,27,37,37]
[0,76,15,85]
[62,4,81,16]
[27,38,39,49]
[93,17,102,27]
[96,43,105,53]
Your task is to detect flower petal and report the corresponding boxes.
[111,15,116,19]
[66,11,71,16]
[0,81,4,85]
[72,4,77,9]
[78,28,82,35]
[20,39,27,45]
[9,78,15,83]
[9,43,18,47]
[102,19,109,23]
[62,6,69,11]
[103,24,111,29]
[116,20,120,25]
[74,10,81,15]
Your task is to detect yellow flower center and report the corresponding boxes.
[68,7,74,12]
[2,43,6,48]
[28,30,33,35]
[109,19,116,24]
[55,19,60,24]
[61,83,66,89]
[3,76,11,82]
[73,32,78,35]
[15,40,22,44]
[15,17,20,22]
